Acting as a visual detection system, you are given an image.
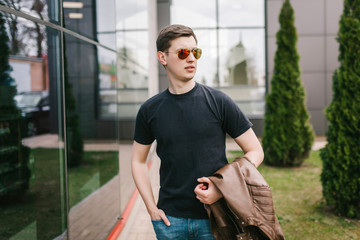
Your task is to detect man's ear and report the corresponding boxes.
[157,51,167,66]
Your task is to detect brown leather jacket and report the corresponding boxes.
[205,157,285,240]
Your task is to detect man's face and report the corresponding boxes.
[158,36,199,83]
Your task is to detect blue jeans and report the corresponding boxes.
[151,215,215,240]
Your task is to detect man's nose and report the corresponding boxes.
[186,51,196,61]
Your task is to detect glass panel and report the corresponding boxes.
[114,0,149,119]
[96,0,116,47]
[0,12,66,240]
[64,33,120,239]
[170,0,266,116]
[171,0,216,28]
[63,0,94,38]
[218,28,265,116]
[63,0,116,43]
[96,0,116,32]
[193,29,218,86]
[116,0,148,30]
[98,32,116,49]
[218,0,264,27]
[116,30,149,119]
[117,31,148,88]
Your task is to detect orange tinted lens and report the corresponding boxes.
[177,49,190,59]
[193,48,202,59]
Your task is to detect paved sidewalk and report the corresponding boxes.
[118,137,327,240]
[118,154,160,240]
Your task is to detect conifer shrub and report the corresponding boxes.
[262,0,314,166]
[320,0,360,218]
[0,9,30,201]
[63,47,84,167]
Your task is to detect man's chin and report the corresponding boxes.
[183,73,196,81]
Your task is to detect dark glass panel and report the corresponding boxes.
[64,33,119,239]
[0,12,66,239]
[63,0,116,45]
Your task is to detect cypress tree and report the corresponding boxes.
[60,8,83,167]
[262,0,314,166]
[63,41,84,167]
[0,9,30,200]
[320,0,360,218]
[0,9,17,110]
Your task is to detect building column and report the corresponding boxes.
[157,0,171,92]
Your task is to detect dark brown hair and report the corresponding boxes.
[156,24,198,52]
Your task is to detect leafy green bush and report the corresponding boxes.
[321,0,360,218]
[262,0,314,166]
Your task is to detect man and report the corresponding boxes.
[131,24,264,240]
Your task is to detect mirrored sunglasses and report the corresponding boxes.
[168,48,202,60]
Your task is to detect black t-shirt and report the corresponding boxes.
[134,82,252,219]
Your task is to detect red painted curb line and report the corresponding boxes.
[107,160,153,240]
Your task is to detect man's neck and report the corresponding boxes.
[168,80,196,95]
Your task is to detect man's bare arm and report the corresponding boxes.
[233,128,264,168]
[131,141,170,226]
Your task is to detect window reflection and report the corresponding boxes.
[218,0,264,27]
[219,29,265,87]
[171,0,216,28]
[0,0,54,22]
[0,10,66,239]
[170,0,266,116]
[1,1,121,238]
[97,0,149,120]
[193,29,218,86]
[116,0,148,30]
[219,29,266,116]
[1,4,47,57]
[64,33,120,239]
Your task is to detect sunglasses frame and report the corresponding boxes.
[165,48,202,60]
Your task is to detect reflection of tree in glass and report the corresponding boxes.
[29,0,46,57]
[63,40,84,167]
[1,0,47,57]
[0,8,30,202]
[1,0,22,54]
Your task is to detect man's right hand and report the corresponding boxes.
[149,208,171,226]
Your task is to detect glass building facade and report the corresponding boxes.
[171,0,266,117]
[0,0,265,239]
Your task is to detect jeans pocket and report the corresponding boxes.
[151,219,171,240]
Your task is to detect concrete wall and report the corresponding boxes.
[266,0,343,135]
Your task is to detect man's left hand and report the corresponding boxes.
[194,177,223,205]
